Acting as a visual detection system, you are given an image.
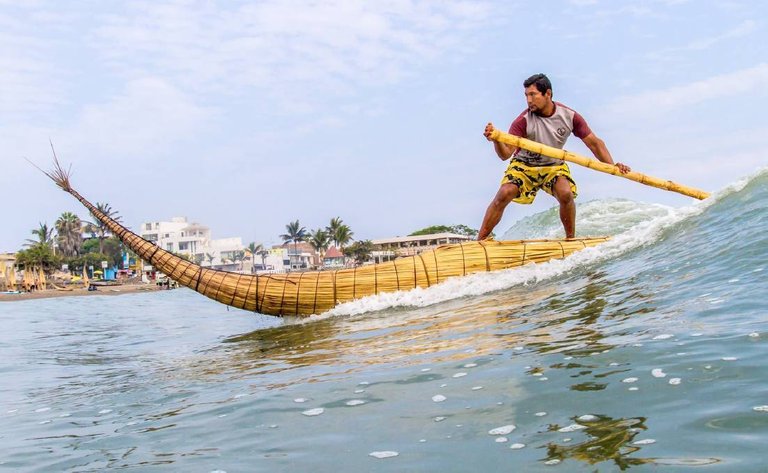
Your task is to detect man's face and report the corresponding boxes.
[525,85,551,113]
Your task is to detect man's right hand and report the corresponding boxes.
[484,122,496,141]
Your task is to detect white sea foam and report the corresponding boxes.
[558,423,586,433]
[633,439,656,445]
[301,408,324,416]
[432,395,446,403]
[652,368,667,378]
[369,451,398,459]
[510,443,526,449]
[489,425,516,435]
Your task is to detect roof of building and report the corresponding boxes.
[371,232,472,245]
[324,246,343,258]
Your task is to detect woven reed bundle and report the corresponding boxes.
[40,155,608,317]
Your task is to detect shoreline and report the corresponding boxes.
[0,283,166,302]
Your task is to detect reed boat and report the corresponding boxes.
[40,158,608,317]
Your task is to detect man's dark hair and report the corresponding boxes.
[523,73,551,95]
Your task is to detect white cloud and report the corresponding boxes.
[647,19,756,59]
[63,77,214,161]
[602,63,768,116]
[0,20,66,117]
[90,1,494,99]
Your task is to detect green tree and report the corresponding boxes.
[326,217,354,249]
[85,202,121,254]
[409,224,478,238]
[69,252,110,274]
[247,242,264,272]
[342,240,374,266]
[55,212,83,257]
[16,244,60,272]
[82,236,123,267]
[205,252,215,267]
[224,250,245,270]
[309,229,331,257]
[25,222,55,249]
[280,220,307,269]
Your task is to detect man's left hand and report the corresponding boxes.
[616,162,631,174]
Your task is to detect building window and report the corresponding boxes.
[166,243,173,251]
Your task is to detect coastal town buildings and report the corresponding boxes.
[323,246,344,268]
[139,217,244,270]
[370,232,473,263]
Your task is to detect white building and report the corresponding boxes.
[370,232,473,262]
[140,217,245,270]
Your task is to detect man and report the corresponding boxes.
[478,73,630,240]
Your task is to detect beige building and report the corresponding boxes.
[370,232,473,262]
[0,253,17,291]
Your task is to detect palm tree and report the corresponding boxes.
[205,252,215,267]
[258,247,269,269]
[280,220,307,270]
[334,224,354,249]
[86,202,121,254]
[55,212,83,257]
[25,222,55,249]
[326,217,354,249]
[228,250,245,271]
[309,229,331,261]
[246,242,264,272]
[326,217,343,248]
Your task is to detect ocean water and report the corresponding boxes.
[1,168,767,472]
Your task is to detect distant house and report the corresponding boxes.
[370,232,473,263]
[282,241,319,270]
[323,246,345,268]
[140,216,244,270]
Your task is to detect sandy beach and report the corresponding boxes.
[0,283,165,302]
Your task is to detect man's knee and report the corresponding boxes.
[553,178,573,203]
[493,184,519,206]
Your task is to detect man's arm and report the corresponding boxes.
[484,122,516,160]
[581,133,630,173]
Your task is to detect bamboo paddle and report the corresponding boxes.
[489,129,710,200]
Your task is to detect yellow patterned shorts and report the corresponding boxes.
[500,159,578,205]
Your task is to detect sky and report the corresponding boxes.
[2,0,767,252]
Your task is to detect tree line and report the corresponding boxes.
[276,216,374,266]
[15,203,124,273]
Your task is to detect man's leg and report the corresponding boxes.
[478,183,520,240]
[552,177,575,238]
